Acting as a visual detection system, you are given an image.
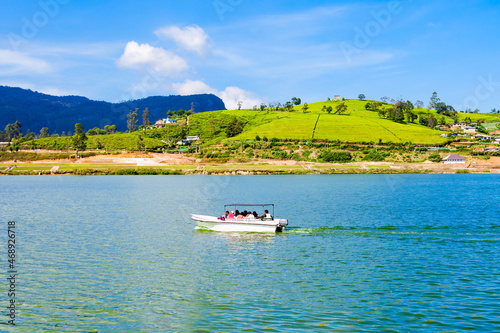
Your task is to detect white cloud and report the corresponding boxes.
[0,49,51,75]
[172,80,217,95]
[117,41,188,76]
[171,80,262,110]
[219,86,262,110]
[155,25,212,56]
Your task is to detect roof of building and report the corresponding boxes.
[443,154,466,161]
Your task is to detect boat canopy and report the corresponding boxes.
[224,204,275,216]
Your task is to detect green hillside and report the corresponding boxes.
[20,98,500,152]
[187,99,491,145]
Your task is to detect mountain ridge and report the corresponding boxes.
[0,86,226,134]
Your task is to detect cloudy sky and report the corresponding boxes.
[0,0,499,111]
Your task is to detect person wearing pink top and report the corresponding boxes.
[227,211,235,219]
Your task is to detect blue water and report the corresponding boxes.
[1,175,499,332]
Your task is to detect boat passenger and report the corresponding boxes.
[253,211,258,218]
[227,211,235,219]
[260,209,273,220]
[246,212,255,219]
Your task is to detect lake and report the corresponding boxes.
[1,175,499,332]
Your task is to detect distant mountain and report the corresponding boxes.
[0,86,226,134]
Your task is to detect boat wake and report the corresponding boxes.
[284,225,500,240]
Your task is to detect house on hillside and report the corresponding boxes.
[472,134,493,140]
[462,126,476,133]
[442,154,466,164]
[176,136,201,146]
[333,95,341,101]
[154,118,176,128]
[451,122,468,128]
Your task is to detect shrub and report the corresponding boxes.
[318,150,352,163]
[362,150,389,161]
[428,153,442,162]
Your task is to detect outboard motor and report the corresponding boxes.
[275,219,288,232]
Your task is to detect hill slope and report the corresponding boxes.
[0,86,226,134]
[187,99,499,145]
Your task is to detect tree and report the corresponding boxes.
[127,108,139,132]
[427,116,437,128]
[439,116,446,125]
[476,124,488,134]
[302,103,309,113]
[358,94,366,100]
[394,100,416,123]
[226,118,244,138]
[4,121,22,140]
[322,105,327,113]
[326,106,333,114]
[381,96,389,103]
[104,124,116,134]
[137,134,145,152]
[365,102,382,111]
[318,150,352,163]
[142,108,151,128]
[291,97,301,105]
[415,100,424,109]
[72,123,87,156]
[284,101,294,111]
[260,103,267,111]
[334,102,348,115]
[429,92,440,110]
[378,109,387,118]
[237,101,243,110]
[24,129,35,141]
[40,127,50,138]
[428,153,442,163]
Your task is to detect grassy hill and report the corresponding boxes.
[187,99,500,145]
[19,98,500,152]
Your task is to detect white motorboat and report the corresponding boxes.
[191,204,288,233]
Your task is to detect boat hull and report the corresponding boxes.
[191,214,287,233]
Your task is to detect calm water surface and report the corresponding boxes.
[1,175,499,332]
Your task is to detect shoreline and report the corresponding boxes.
[2,152,500,175]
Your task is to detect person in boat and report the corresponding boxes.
[260,209,273,220]
[227,211,235,219]
[246,211,255,219]
[253,211,258,218]
[218,211,230,220]
[236,210,244,219]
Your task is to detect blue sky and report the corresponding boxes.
[0,0,499,111]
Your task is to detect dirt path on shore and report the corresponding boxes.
[4,152,500,173]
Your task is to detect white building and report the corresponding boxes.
[462,126,476,133]
[442,154,466,164]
